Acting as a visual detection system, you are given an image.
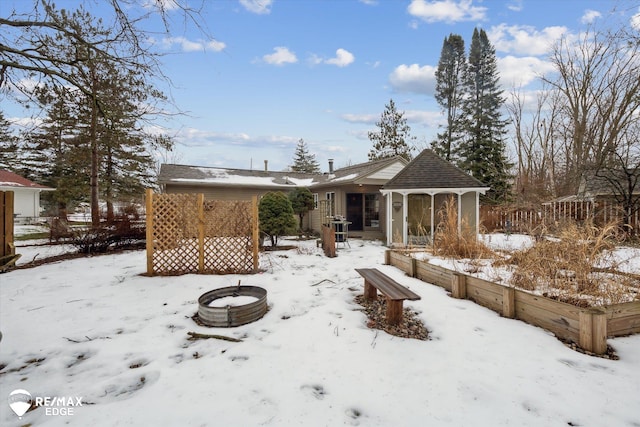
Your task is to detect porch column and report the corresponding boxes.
[475,191,480,236]
[403,193,408,246]
[457,192,462,234]
[385,191,393,246]
[430,192,435,242]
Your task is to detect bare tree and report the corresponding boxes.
[1,0,208,101]
[1,0,209,226]
[543,24,640,193]
[507,85,563,204]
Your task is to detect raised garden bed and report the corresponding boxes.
[385,250,640,355]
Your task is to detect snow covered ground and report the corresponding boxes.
[1,237,639,426]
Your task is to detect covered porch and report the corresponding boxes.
[380,189,486,246]
[379,150,489,247]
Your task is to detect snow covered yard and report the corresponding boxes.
[1,238,639,426]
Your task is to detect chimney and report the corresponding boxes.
[264,160,268,172]
[328,159,334,174]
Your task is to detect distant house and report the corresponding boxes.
[158,150,490,245]
[159,157,408,240]
[577,169,640,202]
[0,170,54,223]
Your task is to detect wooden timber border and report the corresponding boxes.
[385,250,640,355]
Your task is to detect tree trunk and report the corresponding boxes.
[90,63,100,227]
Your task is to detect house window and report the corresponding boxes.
[364,193,380,228]
[313,193,319,209]
[326,192,335,217]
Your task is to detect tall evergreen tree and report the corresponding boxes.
[368,99,415,162]
[0,111,20,171]
[13,6,171,222]
[457,28,512,204]
[290,139,320,173]
[95,59,166,221]
[432,34,467,162]
[21,84,89,218]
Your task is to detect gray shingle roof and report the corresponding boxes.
[578,169,640,197]
[382,149,488,190]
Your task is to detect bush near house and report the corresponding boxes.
[288,187,314,234]
[259,191,297,247]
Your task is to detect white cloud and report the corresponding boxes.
[341,113,378,124]
[581,9,602,24]
[488,24,567,56]
[498,56,556,88]
[309,49,355,67]
[404,110,443,127]
[162,37,226,53]
[325,49,355,67]
[407,0,487,24]
[506,0,523,12]
[206,40,227,52]
[358,0,377,5]
[388,64,436,95]
[263,47,298,66]
[142,0,180,11]
[308,54,323,66]
[239,0,273,15]
[631,9,640,30]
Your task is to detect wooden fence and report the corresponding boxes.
[385,250,640,355]
[145,190,259,276]
[1,191,15,257]
[481,200,640,234]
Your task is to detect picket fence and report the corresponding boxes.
[481,200,640,234]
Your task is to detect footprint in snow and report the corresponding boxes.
[301,384,327,400]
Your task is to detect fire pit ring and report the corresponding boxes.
[197,285,267,327]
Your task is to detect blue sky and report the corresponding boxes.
[4,0,640,172]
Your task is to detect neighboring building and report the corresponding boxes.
[158,150,490,245]
[0,170,54,223]
[577,169,640,202]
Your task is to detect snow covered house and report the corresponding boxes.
[0,170,54,224]
[158,150,489,244]
[158,156,408,241]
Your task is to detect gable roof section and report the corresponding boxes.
[382,149,489,191]
[0,170,53,190]
[321,156,408,186]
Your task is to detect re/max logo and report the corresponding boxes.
[35,396,83,407]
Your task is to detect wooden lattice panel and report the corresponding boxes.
[146,191,258,276]
[150,193,199,274]
[203,236,254,274]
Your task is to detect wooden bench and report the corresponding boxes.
[355,268,421,325]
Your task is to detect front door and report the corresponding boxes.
[346,193,363,231]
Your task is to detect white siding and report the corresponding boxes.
[367,161,405,180]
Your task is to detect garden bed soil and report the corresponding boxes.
[355,295,428,341]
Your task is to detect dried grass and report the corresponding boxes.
[504,219,638,305]
[432,196,493,259]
